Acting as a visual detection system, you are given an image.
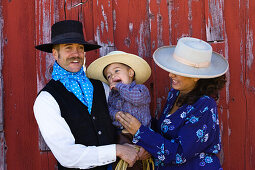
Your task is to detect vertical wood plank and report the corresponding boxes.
[167,0,205,41]
[0,19,4,165]
[148,0,170,117]
[35,0,56,152]
[82,0,100,67]
[245,0,255,169]
[2,0,46,169]
[222,0,246,169]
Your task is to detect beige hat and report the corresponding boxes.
[153,37,229,78]
[86,51,151,84]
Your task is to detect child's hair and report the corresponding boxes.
[103,62,135,81]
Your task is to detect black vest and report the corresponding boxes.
[42,79,117,170]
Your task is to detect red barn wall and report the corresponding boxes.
[0,0,254,170]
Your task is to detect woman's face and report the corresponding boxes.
[168,72,199,95]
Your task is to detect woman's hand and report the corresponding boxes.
[122,144,151,160]
[116,111,141,135]
[137,147,151,160]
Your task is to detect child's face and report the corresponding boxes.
[104,63,134,85]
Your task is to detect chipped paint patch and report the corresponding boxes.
[129,23,133,33]
[224,30,230,104]
[136,19,151,58]
[101,21,104,33]
[157,13,163,48]
[167,0,173,45]
[206,0,224,41]
[113,10,116,31]
[101,4,109,32]
[188,0,192,34]
[95,26,114,57]
[246,20,254,69]
[137,22,145,57]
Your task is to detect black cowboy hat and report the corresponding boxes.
[35,20,101,53]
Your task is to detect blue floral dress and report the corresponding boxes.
[132,88,223,170]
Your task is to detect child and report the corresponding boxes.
[86,51,152,134]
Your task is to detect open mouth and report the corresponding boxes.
[113,79,122,83]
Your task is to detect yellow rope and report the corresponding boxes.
[142,157,154,170]
[115,157,154,170]
[115,146,154,170]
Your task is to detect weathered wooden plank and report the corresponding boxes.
[0,0,4,133]
[221,0,247,169]
[205,0,224,41]
[2,0,42,169]
[166,0,205,41]
[245,0,255,169]
[35,0,56,152]
[0,1,6,170]
[148,0,170,117]
[82,0,100,66]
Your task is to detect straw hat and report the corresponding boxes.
[86,51,151,84]
[35,20,101,53]
[153,37,229,78]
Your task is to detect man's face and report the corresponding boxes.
[52,43,85,72]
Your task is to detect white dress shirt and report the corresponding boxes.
[33,90,116,169]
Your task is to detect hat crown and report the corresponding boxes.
[106,51,127,56]
[173,37,212,68]
[51,20,85,43]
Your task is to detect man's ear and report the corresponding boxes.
[52,49,58,60]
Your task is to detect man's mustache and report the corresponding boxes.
[67,57,82,62]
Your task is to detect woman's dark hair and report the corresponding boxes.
[176,74,227,106]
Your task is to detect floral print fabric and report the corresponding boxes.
[132,88,223,170]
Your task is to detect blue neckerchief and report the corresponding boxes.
[52,61,93,114]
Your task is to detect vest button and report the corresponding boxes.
[92,116,96,120]
[98,131,102,135]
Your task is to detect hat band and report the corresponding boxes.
[173,54,210,68]
[51,32,84,43]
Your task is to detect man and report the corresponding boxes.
[33,20,138,170]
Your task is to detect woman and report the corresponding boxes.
[116,37,228,170]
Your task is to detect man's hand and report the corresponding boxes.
[116,144,139,167]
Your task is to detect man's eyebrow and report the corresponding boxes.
[63,44,73,46]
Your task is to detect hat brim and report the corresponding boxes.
[35,39,101,53]
[86,53,151,84]
[153,46,229,78]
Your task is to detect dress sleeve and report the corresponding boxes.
[132,97,220,166]
[115,83,151,106]
[33,91,116,169]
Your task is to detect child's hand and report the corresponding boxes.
[109,81,118,90]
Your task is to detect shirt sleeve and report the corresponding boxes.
[102,82,110,102]
[33,91,116,169]
[115,83,151,106]
[132,99,220,166]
